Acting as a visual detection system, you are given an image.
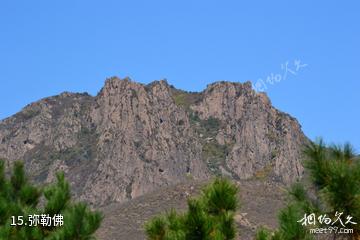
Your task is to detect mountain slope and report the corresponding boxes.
[95,179,286,240]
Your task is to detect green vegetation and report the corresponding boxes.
[0,160,102,240]
[173,93,191,109]
[254,164,273,180]
[270,149,279,160]
[189,113,221,138]
[201,117,221,134]
[203,142,232,176]
[255,139,360,240]
[188,112,232,175]
[145,178,239,240]
[18,108,40,120]
[202,142,228,160]
[171,90,202,111]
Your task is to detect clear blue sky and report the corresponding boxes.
[1,1,359,151]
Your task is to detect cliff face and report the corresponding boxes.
[190,81,307,183]
[0,77,308,206]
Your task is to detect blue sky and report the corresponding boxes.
[0,1,359,150]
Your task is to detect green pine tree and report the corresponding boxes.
[255,139,360,240]
[0,160,103,240]
[145,178,239,240]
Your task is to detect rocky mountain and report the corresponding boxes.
[0,77,308,207]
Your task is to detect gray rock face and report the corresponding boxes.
[191,81,308,183]
[0,77,308,206]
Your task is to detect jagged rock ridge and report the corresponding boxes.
[0,77,308,206]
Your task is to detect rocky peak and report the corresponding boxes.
[0,77,308,206]
[205,80,253,94]
[192,80,271,121]
[189,81,307,183]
